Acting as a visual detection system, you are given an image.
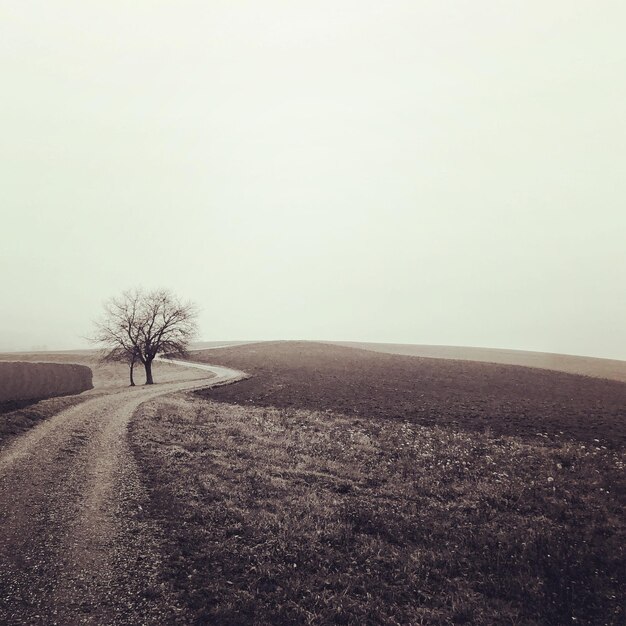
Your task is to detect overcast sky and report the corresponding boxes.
[1,1,625,358]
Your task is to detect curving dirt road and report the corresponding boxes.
[0,361,246,625]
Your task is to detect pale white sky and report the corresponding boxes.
[1,1,625,358]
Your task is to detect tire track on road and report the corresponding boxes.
[0,362,246,625]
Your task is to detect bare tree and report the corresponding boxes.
[135,289,198,383]
[93,288,198,385]
[93,289,143,386]
[101,345,140,386]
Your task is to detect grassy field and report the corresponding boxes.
[132,342,626,625]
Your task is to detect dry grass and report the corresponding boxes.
[132,395,625,625]
[0,393,93,449]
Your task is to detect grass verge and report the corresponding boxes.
[0,394,92,450]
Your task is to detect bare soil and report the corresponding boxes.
[333,341,626,383]
[192,341,626,449]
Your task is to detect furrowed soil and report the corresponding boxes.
[131,341,626,625]
[192,341,626,449]
[332,341,626,383]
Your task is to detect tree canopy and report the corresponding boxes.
[94,288,198,384]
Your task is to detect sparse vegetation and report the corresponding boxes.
[132,395,625,625]
[132,342,626,625]
[0,393,92,447]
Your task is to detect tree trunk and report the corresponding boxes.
[144,359,154,385]
[129,358,136,386]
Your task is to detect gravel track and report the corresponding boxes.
[0,362,246,625]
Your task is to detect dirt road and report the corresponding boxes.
[0,361,246,625]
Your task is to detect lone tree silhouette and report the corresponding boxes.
[101,344,141,386]
[94,288,198,385]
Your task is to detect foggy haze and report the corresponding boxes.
[2,1,625,359]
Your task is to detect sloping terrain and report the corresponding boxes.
[131,341,625,625]
[333,341,626,383]
[192,341,626,448]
